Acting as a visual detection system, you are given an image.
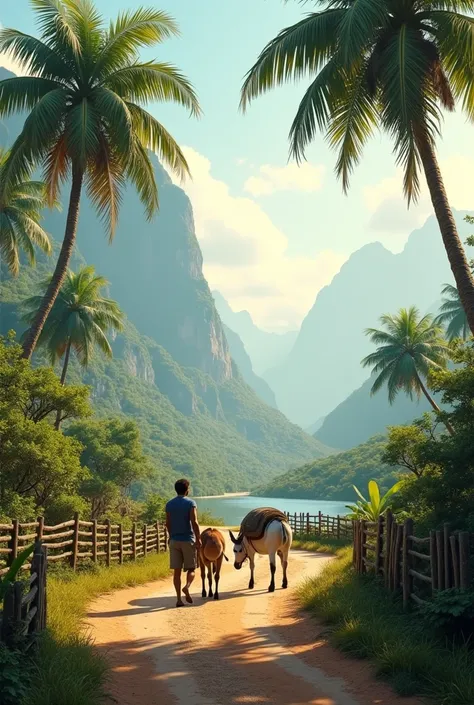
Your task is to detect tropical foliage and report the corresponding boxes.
[386,341,474,532]
[0,0,200,357]
[436,284,469,341]
[0,148,52,275]
[240,0,474,334]
[0,543,35,601]
[345,479,403,520]
[361,307,453,433]
[22,265,124,385]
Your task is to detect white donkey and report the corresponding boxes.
[229,519,293,592]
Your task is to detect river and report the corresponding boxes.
[194,495,349,526]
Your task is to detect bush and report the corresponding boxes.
[0,643,30,705]
[420,589,474,642]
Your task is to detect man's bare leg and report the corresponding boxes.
[174,568,184,607]
[182,569,195,604]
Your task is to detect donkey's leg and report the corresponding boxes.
[207,564,213,598]
[268,551,277,593]
[214,555,223,600]
[279,548,289,589]
[248,553,255,590]
[200,558,207,598]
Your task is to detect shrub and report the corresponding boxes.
[420,589,474,642]
[0,644,30,705]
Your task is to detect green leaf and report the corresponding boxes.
[0,543,35,600]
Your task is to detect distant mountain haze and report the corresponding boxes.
[212,290,298,376]
[265,214,471,428]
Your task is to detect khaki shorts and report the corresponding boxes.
[169,540,197,572]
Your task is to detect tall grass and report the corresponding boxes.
[292,534,350,555]
[24,554,169,705]
[298,548,474,704]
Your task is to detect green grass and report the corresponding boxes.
[23,554,169,705]
[298,548,474,704]
[292,533,350,556]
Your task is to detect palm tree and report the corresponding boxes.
[436,284,470,341]
[0,0,200,359]
[240,1,474,334]
[362,307,454,435]
[0,148,52,275]
[22,265,123,427]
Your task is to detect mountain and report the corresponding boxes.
[212,291,298,376]
[222,324,277,408]
[265,215,471,428]
[253,435,403,501]
[314,376,433,450]
[0,72,330,495]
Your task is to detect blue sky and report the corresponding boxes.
[2,0,474,331]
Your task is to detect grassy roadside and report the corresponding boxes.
[23,554,170,705]
[292,533,350,555]
[297,547,474,705]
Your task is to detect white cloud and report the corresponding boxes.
[244,162,325,197]
[364,155,474,244]
[173,147,345,331]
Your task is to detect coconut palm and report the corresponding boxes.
[0,148,52,275]
[0,0,200,359]
[436,284,470,341]
[362,307,454,434]
[22,265,124,389]
[240,0,474,334]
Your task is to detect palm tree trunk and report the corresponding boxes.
[55,339,72,430]
[416,134,474,335]
[22,167,84,360]
[415,371,455,436]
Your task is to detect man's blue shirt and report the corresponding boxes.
[166,496,196,541]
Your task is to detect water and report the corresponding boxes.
[194,495,349,526]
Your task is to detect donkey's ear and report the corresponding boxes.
[229,530,237,544]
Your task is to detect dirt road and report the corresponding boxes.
[88,549,421,705]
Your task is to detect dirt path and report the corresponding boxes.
[88,550,421,705]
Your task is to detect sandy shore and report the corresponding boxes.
[194,491,250,499]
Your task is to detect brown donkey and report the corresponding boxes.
[199,528,228,600]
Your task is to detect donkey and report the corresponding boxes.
[199,528,228,600]
[229,519,292,593]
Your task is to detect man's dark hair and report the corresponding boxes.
[175,478,190,496]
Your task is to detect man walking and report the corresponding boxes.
[166,478,201,607]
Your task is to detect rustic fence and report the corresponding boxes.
[285,511,353,540]
[353,511,473,606]
[0,513,168,576]
[0,542,47,648]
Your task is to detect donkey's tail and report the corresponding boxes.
[223,554,229,562]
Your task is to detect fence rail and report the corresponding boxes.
[285,511,353,540]
[0,542,47,648]
[353,511,473,606]
[0,513,168,575]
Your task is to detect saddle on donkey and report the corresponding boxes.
[239,507,287,541]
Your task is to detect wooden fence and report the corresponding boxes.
[0,513,168,575]
[353,511,472,606]
[0,542,47,648]
[285,511,353,540]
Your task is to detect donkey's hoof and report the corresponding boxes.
[214,593,219,600]
[248,581,254,590]
[268,584,275,593]
[202,591,207,598]
[209,591,213,598]
[282,581,288,589]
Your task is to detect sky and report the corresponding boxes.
[2,0,474,332]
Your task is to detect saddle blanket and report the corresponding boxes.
[239,507,287,541]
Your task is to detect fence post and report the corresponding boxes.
[36,516,44,542]
[164,525,168,551]
[450,535,459,588]
[393,524,403,592]
[436,529,444,590]
[430,530,437,592]
[143,524,148,558]
[132,523,137,561]
[384,510,393,588]
[70,512,80,570]
[306,513,310,534]
[402,518,414,608]
[375,515,383,576]
[318,511,322,536]
[7,519,19,567]
[360,521,367,573]
[337,515,341,540]
[352,520,357,567]
[443,523,451,588]
[105,519,111,568]
[92,520,98,563]
[118,523,124,565]
[1,584,14,646]
[156,522,161,553]
[459,532,470,590]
